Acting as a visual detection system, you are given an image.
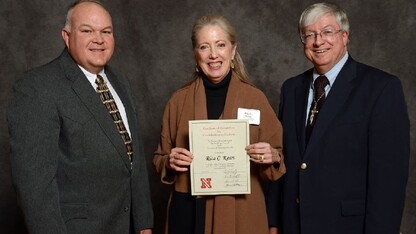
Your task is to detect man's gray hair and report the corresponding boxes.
[298,2,350,36]
[64,0,104,31]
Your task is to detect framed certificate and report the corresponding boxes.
[189,119,250,195]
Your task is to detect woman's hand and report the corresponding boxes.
[167,147,193,171]
[245,142,281,164]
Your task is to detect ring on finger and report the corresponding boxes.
[259,155,264,162]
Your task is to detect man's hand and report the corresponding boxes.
[269,227,279,234]
[140,229,152,234]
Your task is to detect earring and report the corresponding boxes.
[195,64,199,73]
[230,59,235,69]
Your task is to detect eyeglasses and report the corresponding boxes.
[301,29,343,44]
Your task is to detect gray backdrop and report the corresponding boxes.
[1,0,415,233]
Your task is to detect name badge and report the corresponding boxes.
[237,108,260,125]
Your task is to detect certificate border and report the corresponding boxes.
[189,119,250,195]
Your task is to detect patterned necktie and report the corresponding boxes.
[306,75,329,144]
[95,75,133,165]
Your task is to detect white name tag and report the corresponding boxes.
[237,108,260,125]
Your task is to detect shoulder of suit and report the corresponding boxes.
[238,80,266,96]
[353,61,399,86]
[16,55,63,86]
[230,74,265,93]
[281,68,313,88]
[169,82,193,102]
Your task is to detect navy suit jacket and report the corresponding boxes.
[267,57,409,234]
[8,49,153,234]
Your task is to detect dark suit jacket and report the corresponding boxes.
[267,57,409,234]
[8,49,153,234]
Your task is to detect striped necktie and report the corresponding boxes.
[95,74,133,166]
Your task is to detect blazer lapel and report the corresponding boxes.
[221,74,240,119]
[192,77,208,120]
[294,74,311,156]
[305,58,357,155]
[105,70,136,169]
[106,70,134,119]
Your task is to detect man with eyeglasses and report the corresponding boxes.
[267,2,409,234]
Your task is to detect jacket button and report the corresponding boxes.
[124,206,130,212]
[300,163,307,169]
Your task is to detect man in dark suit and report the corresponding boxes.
[7,1,153,233]
[267,2,409,234]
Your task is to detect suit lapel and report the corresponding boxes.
[192,77,208,120]
[304,58,358,156]
[106,69,135,120]
[106,69,137,136]
[222,74,240,119]
[59,50,132,170]
[104,70,136,169]
[294,73,311,156]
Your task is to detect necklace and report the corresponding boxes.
[309,91,326,125]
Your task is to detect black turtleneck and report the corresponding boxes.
[201,71,232,119]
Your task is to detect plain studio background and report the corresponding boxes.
[0,0,415,233]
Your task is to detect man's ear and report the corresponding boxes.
[61,29,70,48]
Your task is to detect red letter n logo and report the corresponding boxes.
[200,178,212,189]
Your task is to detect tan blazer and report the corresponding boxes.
[154,74,285,234]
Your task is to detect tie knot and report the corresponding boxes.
[314,75,328,91]
[95,74,105,85]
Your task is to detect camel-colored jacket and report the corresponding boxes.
[153,74,285,234]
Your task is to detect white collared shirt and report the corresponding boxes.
[79,66,131,136]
